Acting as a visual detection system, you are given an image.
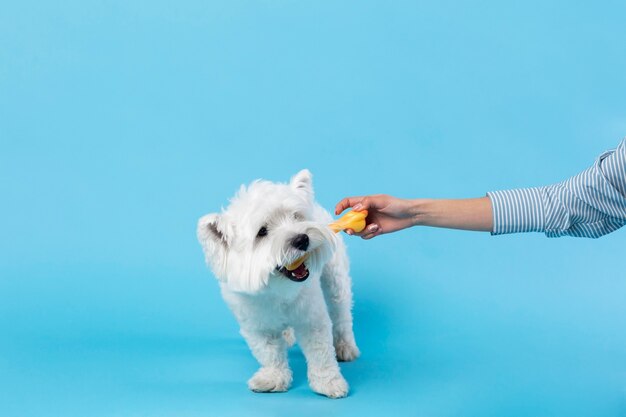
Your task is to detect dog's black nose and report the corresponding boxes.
[291,234,309,251]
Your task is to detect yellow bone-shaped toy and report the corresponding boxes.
[285,210,368,271]
[285,253,310,271]
[328,209,368,233]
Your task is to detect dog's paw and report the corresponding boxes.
[248,367,292,393]
[335,339,360,362]
[309,372,349,399]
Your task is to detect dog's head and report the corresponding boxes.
[197,169,336,294]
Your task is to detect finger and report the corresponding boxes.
[334,197,363,215]
[344,228,355,236]
[352,197,371,212]
[362,228,383,240]
[359,223,379,239]
[335,197,363,215]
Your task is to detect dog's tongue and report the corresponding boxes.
[291,263,308,279]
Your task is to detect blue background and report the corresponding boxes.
[1,1,626,416]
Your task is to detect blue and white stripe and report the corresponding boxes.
[487,138,626,238]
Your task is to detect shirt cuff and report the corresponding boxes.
[487,188,546,235]
[597,137,626,197]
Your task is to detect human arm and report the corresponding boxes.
[335,138,626,240]
[334,195,493,239]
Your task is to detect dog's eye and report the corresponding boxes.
[293,212,304,221]
[257,226,268,238]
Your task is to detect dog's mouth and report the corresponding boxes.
[278,253,310,282]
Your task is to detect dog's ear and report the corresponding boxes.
[197,213,230,281]
[290,169,314,200]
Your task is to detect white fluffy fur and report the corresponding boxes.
[197,169,359,398]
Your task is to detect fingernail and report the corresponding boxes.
[353,203,363,211]
[368,224,378,232]
[346,229,354,235]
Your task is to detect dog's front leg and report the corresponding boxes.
[293,295,349,399]
[240,327,293,393]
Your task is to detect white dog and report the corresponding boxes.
[197,169,359,398]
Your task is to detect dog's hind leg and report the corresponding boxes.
[320,240,360,362]
[240,327,293,393]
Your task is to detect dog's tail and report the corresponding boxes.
[282,327,296,347]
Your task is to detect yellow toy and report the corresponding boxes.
[285,210,368,271]
[328,209,368,233]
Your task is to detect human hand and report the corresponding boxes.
[334,194,418,239]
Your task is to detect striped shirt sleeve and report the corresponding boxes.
[487,138,626,238]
